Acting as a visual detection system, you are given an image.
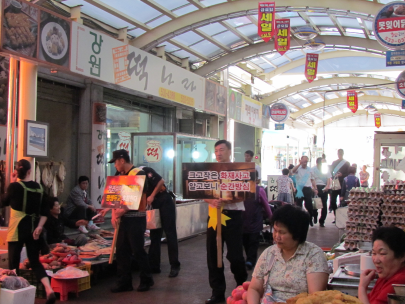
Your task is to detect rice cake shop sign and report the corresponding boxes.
[70,22,205,110]
[270,103,290,123]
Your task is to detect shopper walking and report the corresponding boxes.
[340,166,360,207]
[312,157,331,227]
[276,168,294,204]
[205,140,248,304]
[141,166,181,278]
[244,150,261,184]
[359,165,370,188]
[2,159,56,304]
[292,156,317,227]
[102,149,154,293]
[330,149,350,221]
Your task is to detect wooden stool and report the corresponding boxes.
[51,278,79,301]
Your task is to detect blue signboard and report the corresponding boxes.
[386,51,405,67]
[402,100,405,110]
[275,124,284,130]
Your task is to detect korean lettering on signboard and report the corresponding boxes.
[182,162,256,200]
[258,2,276,43]
[396,70,405,98]
[375,113,382,128]
[347,90,358,113]
[70,22,204,110]
[386,50,405,66]
[305,53,319,83]
[1,0,71,69]
[275,19,290,55]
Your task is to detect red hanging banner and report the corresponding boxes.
[375,113,381,128]
[275,19,290,55]
[305,53,318,83]
[258,2,276,43]
[347,90,358,113]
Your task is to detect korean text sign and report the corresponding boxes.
[70,22,204,110]
[101,175,145,210]
[374,2,405,50]
[375,113,382,128]
[305,53,318,83]
[182,163,256,200]
[275,19,290,55]
[347,90,358,113]
[258,2,275,42]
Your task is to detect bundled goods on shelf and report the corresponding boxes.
[344,187,383,250]
[381,180,405,229]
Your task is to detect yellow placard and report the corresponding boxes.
[159,87,195,107]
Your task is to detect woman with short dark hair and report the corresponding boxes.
[247,204,329,303]
[1,159,56,304]
[359,227,405,304]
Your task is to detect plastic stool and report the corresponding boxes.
[51,278,79,301]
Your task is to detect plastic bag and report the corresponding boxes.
[52,266,88,279]
[0,275,30,290]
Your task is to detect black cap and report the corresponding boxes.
[108,149,130,163]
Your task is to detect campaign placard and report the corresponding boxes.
[101,175,145,210]
[182,162,256,200]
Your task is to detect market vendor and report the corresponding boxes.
[358,227,405,304]
[43,197,88,247]
[247,204,329,304]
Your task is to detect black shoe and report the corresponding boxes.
[314,217,318,224]
[46,293,56,304]
[151,268,161,274]
[169,267,180,278]
[309,220,314,227]
[205,295,226,304]
[320,223,325,227]
[332,220,336,224]
[245,261,253,270]
[111,285,134,293]
[328,210,332,213]
[137,279,154,292]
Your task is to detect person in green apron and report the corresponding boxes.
[1,159,56,304]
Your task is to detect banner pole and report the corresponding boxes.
[217,208,222,268]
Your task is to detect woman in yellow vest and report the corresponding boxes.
[2,159,56,304]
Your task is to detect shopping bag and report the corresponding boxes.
[312,196,323,209]
[146,208,161,230]
[331,177,341,191]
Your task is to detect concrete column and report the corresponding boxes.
[118,28,128,44]
[70,6,83,24]
[156,46,166,60]
[210,115,219,138]
[17,61,37,179]
[6,57,17,183]
[181,58,189,70]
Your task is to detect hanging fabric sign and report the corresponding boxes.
[305,53,318,83]
[347,90,358,113]
[375,113,382,128]
[258,2,276,43]
[275,19,290,55]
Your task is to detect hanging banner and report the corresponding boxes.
[373,2,405,51]
[347,90,358,113]
[258,2,275,43]
[275,19,290,55]
[396,70,405,98]
[305,53,318,83]
[375,113,382,128]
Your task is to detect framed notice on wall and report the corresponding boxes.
[24,120,49,157]
[182,162,256,200]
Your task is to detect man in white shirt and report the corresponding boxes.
[244,150,261,184]
[292,156,318,227]
[205,140,248,304]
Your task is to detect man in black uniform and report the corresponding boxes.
[330,149,350,220]
[103,149,154,293]
[139,166,181,278]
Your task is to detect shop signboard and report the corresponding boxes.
[386,50,405,66]
[182,162,256,200]
[275,19,290,56]
[270,102,290,123]
[143,140,163,163]
[70,22,205,110]
[375,113,382,128]
[258,2,275,42]
[275,123,284,130]
[402,100,405,109]
[395,70,405,98]
[205,79,226,116]
[267,175,281,201]
[101,175,146,210]
[305,53,318,83]
[228,89,242,121]
[91,102,107,208]
[347,90,358,113]
[373,2,405,51]
[241,96,263,128]
[1,0,71,69]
